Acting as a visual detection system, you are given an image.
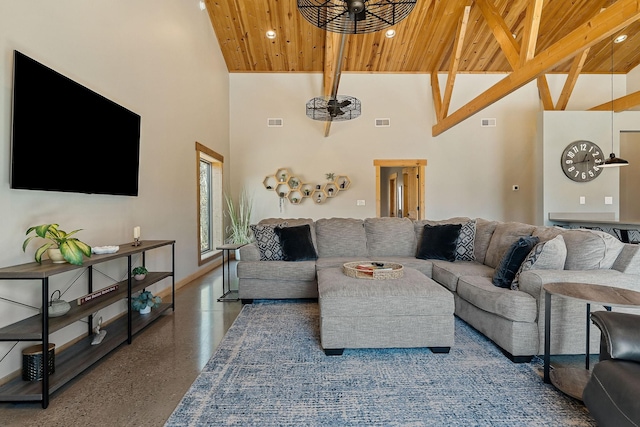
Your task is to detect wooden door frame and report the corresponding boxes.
[374,159,426,219]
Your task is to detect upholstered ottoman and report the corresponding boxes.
[318,266,455,355]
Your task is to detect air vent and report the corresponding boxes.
[481,118,496,127]
[375,118,391,127]
[267,118,283,127]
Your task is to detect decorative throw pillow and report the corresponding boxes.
[416,224,462,262]
[250,223,286,261]
[511,235,567,290]
[274,224,318,261]
[455,219,476,261]
[492,236,539,288]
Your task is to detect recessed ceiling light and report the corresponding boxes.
[199,1,206,11]
[266,30,277,39]
[614,34,628,43]
[385,29,396,38]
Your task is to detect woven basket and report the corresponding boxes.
[22,343,55,381]
[343,261,404,280]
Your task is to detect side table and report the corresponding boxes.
[215,243,245,302]
[543,282,640,400]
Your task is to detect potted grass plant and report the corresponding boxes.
[224,188,253,260]
[23,223,92,265]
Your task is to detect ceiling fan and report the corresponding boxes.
[306,95,361,122]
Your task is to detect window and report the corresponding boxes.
[196,142,223,265]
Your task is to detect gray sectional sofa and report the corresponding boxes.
[237,216,640,361]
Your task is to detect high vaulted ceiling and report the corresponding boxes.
[204,0,640,135]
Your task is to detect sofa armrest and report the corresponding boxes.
[591,311,640,362]
[238,243,260,261]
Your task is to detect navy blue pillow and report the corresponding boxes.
[274,224,318,261]
[416,224,462,262]
[492,236,539,288]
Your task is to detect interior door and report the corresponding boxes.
[402,167,419,219]
[389,173,397,217]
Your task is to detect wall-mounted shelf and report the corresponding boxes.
[263,168,350,204]
[0,240,175,408]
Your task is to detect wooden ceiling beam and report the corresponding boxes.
[431,71,443,122]
[537,76,555,110]
[556,48,591,110]
[432,0,640,136]
[475,0,520,69]
[519,0,544,67]
[589,90,640,112]
[441,5,471,120]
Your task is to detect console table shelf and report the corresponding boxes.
[0,239,175,408]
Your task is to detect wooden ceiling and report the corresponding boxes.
[204,0,640,135]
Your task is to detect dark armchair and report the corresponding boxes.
[583,311,640,426]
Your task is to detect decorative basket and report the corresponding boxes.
[22,343,55,381]
[343,261,404,280]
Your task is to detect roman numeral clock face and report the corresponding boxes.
[560,141,605,182]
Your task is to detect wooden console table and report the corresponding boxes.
[543,282,640,400]
[0,240,175,408]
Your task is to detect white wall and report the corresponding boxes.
[0,1,229,379]
[230,72,620,224]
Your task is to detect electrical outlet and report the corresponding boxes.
[580,196,586,205]
[357,200,365,206]
[605,196,613,205]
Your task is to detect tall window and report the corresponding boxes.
[196,142,223,265]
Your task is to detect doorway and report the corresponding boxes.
[374,159,426,220]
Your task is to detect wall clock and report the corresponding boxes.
[560,140,605,182]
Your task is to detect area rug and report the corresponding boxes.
[165,301,594,426]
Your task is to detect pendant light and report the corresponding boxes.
[599,22,629,168]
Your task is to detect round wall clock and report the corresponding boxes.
[560,140,605,182]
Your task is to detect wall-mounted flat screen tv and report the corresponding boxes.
[10,50,141,196]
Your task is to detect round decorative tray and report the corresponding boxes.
[343,261,404,280]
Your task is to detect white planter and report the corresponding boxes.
[47,248,66,264]
[234,248,242,261]
[139,306,151,315]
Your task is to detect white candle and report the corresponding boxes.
[133,226,140,239]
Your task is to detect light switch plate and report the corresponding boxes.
[605,196,613,205]
[357,200,365,206]
[580,196,586,205]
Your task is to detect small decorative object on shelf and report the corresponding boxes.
[131,290,161,314]
[45,290,71,318]
[77,284,119,305]
[133,226,141,247]
[316,184,321,190]
[22,343,55,381]
[325,172,335,181]
[91,316,107,345]
[328,188,334,194]
[132,266,148,281]
[304,189,310,196]
[22,223,92,265]
[280,173,286,182]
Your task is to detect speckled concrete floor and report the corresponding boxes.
[0,262,242,427]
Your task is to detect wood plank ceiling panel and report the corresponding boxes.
[206,0,640,74]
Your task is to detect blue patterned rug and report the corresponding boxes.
[165,301,594,426]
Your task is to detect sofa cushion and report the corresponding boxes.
[492,236,539,288]
[275,224,318,261]
[365,217,416,258]
[250,223,286,261]
[484,222,536,269]
[315,218,367,258]
[474,218,498,264]
[413,217,470,241]
[532,225,565,242]
[431,260,494,292]
[237,260,317,281]
[457,275,538,323]
[511,235,567,291]
[563,229,626,270]
[416,224,461,261]
[613,244,640,275]
[456,219,477,261]
[259,218,318,251]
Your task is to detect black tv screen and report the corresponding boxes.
[10,50,141,196]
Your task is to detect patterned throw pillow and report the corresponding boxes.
[250,223,287,261]
[511,235,567,290]
[455,219,476,261]
[492,236,539,288]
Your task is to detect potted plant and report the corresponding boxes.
[224,188,254,259]
[325,172,335,181]
[132,266,148,281]
[131,290,161,314]
[23,223,92,265]
[290,178,299,188]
